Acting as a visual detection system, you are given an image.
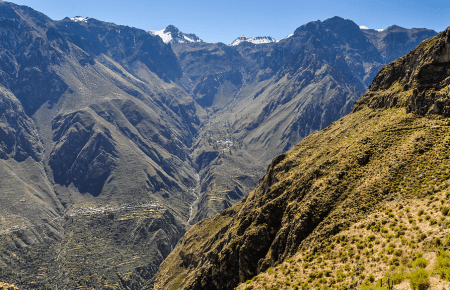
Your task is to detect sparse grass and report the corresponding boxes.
[235,189,450,290]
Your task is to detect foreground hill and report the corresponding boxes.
[155,27,450,290]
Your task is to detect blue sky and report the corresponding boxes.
[9,0,450,44]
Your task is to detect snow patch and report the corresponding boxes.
[150,29,173,44]
[230,35,277,46]
[360,25,385,32]
[285,33,294,39]
[71,16,89,23]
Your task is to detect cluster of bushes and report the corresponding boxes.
[434,250,450,280]
[360,253,431,290]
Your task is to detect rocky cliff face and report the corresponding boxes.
[0,87,43,161]
[154,27,450,290]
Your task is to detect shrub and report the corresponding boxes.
[425,215,431,220]
[434,250,450,280]
[336,269,345,282]
[390,257,400,266]
[409,269,430,290]
[433,237,442,246]
[395,231,405,238]
[413,257,429,269]
[418,233,427,241]
[393,249,402,256]
[344,264,351,272]
[418,209,424,216]
[445,236,450,247]
[390,267,408,284]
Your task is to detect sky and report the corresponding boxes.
[9,0,450,44]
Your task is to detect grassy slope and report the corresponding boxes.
[237,107,450,290]
[155,29,450,290]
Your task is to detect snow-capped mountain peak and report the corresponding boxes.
[71,16,89,23]
[149,25,203,44]
[229,35,278,46]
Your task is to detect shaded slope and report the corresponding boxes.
[0,2,201,289]
[155,27,450,290]
[0,87,65,287]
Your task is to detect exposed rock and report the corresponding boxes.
[0,87,43,161]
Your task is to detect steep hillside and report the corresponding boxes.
[154,27,450,290]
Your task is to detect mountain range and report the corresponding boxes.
[0,2,438,289]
